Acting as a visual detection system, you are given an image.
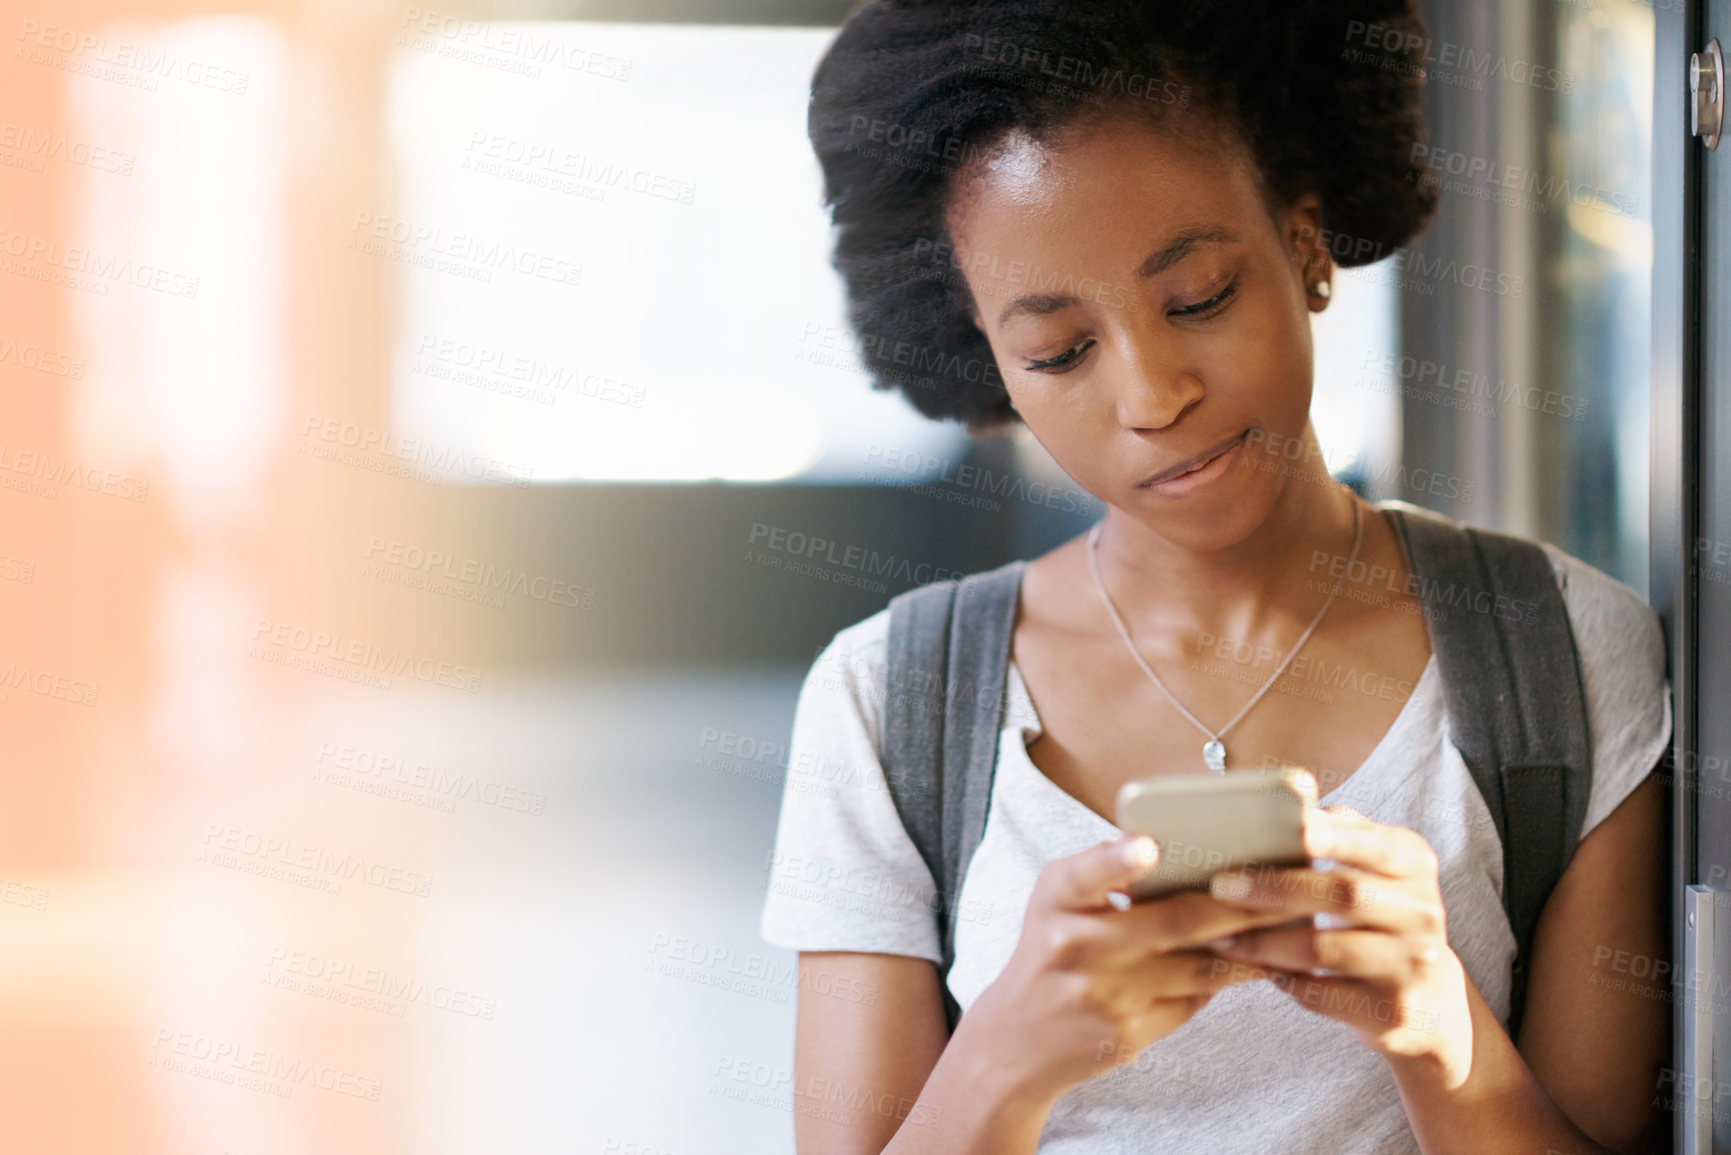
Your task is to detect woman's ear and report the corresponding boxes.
[1283,193,1333,312]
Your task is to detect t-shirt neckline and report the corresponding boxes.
[1000,648,1440,833]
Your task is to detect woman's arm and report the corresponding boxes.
[790,952,1052,1154]
[1384,766,1669,1155]
[789,837,1289,1153]
[1207,766,1668,1154]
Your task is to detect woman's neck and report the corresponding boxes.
[1090,470,1362,645]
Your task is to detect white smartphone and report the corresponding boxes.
[1114,766,1319,902]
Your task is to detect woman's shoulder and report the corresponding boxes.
[1527,539,1665,667]
[1374,499,1662,654]
[810,555,1035,672]
[1376,502,1669,816]
[806,605,892,703]
[802,556,1033,723]
[766,605,947,963]
[1523,539,1671,834]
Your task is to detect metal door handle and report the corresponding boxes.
[1685,886,1716,1154]
[1694,39,1724,150]
[1681,887,1731,1152]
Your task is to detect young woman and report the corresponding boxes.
[759,2,1672,1152]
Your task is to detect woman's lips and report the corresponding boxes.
[1137,430,1248,495]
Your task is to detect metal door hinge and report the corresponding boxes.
[1693,39,1724,150]
[1683,886,1731,1154]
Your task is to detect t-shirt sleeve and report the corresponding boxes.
[757,608,944,964]
[1542,544,1674,840]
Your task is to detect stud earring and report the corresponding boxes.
[1308,281,1332,300]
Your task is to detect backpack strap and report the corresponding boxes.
[1382,502,1593,1039]
[880,559,1027,1033]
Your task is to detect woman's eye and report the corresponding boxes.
[1023,339,1095,373]
[1170,277,1239,319]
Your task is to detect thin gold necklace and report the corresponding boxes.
[1084,493,1363,774]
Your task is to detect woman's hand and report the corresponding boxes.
[965,833,1310,1106]
[1203,803,1474,1080]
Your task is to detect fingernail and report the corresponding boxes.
[1211,874,1251,901]
[1125,836,1157,868]
[1207,935,1237,951]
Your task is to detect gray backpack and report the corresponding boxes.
[877,502,1592,1040]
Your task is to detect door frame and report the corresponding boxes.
[1653,0,1701,1149]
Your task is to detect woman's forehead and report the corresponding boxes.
[948,119,1266,246]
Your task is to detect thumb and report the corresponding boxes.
[1046,835,1160,911]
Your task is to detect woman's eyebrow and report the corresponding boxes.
[991,225,1242,329]
[995,292,1077,328]
[1135,225,1239,279]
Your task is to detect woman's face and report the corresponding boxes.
[944,113,1332,550]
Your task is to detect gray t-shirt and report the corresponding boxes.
[759,535,1672,1153]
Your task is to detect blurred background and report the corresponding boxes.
[0,0,1659,1151]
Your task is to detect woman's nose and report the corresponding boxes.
[1107,337,1205,430]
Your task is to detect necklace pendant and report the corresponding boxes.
[1203,739,1226,774]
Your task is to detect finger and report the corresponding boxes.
[1208,865,1440,932]
[1133,948,1265,998]
[1111,949,1276,1006]
[1211,925,1439,981]
[1302,809,1435,879]
[1107,887,1316,952]
[1268,972,1444,1039]
[1044,835,1160,911]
